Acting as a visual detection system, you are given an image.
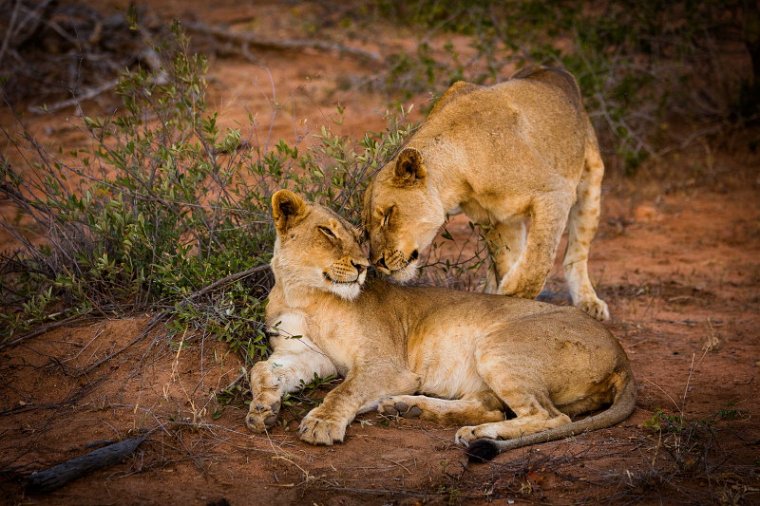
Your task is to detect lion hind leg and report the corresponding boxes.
[378,391,505,425]
[461,354,571,446]
[454,390,570,446]
[563,124,609,320]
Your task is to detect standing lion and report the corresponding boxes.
[363,66,609,320]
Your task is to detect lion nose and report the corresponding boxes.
[351,261,366,274]
[376,256,388,269]
[410,249,419,261]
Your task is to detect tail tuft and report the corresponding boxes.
[466,439,500,463]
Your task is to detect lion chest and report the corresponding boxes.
[306,311,364,375]
[267,310,357,376]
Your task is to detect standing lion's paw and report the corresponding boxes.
[299,410,346,445]
[245,399,281,433]
[378,397,423,418]
[498,276,543,300]
[577,297,610,321]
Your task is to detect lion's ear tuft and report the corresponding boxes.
[272,189,307,234]
[393,147,426,186]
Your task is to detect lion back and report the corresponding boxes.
[510,65,583,111]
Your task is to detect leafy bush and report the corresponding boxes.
[0,23,415,362]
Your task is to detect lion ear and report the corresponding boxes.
[393,147,426,186]
[271,189,307,234]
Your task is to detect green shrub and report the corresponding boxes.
[0,23,416,363]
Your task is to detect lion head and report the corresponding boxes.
[363,147,445,282]
[271,190,369,301]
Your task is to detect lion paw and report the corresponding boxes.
[577,297,609,321]
[299,410,346,445]
[378,397,423,418]
[245,399,281,433]
[455,425,499,446]
[498,276,543,300]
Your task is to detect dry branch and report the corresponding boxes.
[26,435,147,493]
[183,21,382,63]
[185,264,270,302]
[27,78,119,114]
[0,315,90,351]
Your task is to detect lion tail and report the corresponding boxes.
[466,374,636,462]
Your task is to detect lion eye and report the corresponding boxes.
[381,207,394,227]
[318,226,337,239]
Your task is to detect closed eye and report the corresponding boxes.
[381,206,394,227]
[318,226,337,239]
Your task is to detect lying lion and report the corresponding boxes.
[363,66,610,320]
[246,190,635,460]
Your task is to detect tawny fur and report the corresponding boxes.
[363,66,610,320]
[246,190,635,456]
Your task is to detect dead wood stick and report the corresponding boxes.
[27,36,164,114]
[28,78,119,114]
[0,314,89,351]
[186,263,270,301]
[27,435,146,493]
[183,21,382,63]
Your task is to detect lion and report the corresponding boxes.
[245,190,635,460]
[363,66,610,320]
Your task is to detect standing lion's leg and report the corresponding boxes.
[246,336,337,432]
[378,391,505,425]
[483,219,527,294]
[497,193,573,299]
[563,126,609,320]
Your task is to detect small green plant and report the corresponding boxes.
[280,373,340,419]
[642,409,685,433]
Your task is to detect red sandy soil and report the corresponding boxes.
[1,2,759,505]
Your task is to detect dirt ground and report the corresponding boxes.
[1,2,759,505]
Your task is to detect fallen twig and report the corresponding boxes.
[183,21,382,63]
[26,434,147,493]
[185,264,271,302]
[27,79,119,114]
[0,314,91,351]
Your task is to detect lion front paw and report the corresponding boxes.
[577,297,610,321]
[299,409,346,445]
[498,276,543,300]
[245,398,281,433]
[378,397,423,418]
